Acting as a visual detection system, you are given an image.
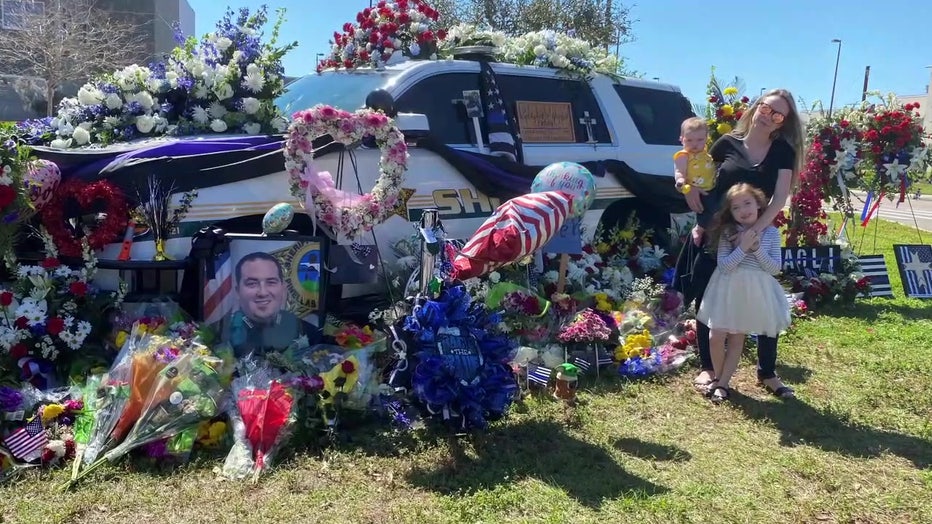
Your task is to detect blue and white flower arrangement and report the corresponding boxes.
[21,5,297,148]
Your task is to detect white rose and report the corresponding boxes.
[243,122,261,135]
[50,138,73,149]
[72,126,90,145]
[533,45,547,57]
[77,85,102,106]
[130,91,155,111]
[104,92,123,110]
[214,82,233,100]
[246,63,260,76]
[241,97,261,114]
[215,36,232,51]
[210,119,228,133]
[135,115,155,134]
[489,271,501,283]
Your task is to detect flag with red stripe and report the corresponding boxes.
[2,417,47,461]
[452,191,572,279]
[203,250,235,324]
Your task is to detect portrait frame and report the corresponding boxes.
[220,232,330,333]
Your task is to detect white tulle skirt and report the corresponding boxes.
[697,267,791,337]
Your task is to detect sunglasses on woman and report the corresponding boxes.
[757,102,785,124]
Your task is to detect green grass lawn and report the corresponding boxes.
[2,219,931,524]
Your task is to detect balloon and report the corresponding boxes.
[365,89,396,117]
[452,191,573,280]
[22,159,61,212]
[262,203,294,234]
[531,161,596,218]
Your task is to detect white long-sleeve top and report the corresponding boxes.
[716,225,782,275]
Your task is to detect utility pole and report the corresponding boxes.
[828,39,842,117]
[861,66,870,102]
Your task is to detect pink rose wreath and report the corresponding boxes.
[284,104,408,240]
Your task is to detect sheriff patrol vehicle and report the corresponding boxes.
[32,55,694,302]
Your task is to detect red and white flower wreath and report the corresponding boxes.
[284,104,408,240]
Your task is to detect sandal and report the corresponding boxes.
[693,370,716,387]
[710,385,730,404]
[760,378,795,399]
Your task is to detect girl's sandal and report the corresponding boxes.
[710,386,730,404]
[760,378,795,399]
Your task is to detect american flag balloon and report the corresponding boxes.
[452,191,573,280]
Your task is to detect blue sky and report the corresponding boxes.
[188,1,932,111]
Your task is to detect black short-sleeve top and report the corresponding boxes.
[698,135,796,226]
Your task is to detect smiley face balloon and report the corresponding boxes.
[530,162,596,218]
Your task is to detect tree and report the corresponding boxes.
[0,0,149,116]
[438,0,635,51]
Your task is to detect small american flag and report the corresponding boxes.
[895,245,932,298]
[527,364,552,387]
[203,249,235,324]
[480,61,522,162]
[2,417,47,461]
[597,354,614,367]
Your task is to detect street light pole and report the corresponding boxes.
[828,39,842,117]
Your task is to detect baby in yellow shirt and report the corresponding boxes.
[673,117,716,245]
[674,117,715,193]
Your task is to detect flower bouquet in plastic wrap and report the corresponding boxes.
[63,339,226,489]
[221,360,302,482]
[70,324,148,481]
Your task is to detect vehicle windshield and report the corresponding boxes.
[275,70,402,115]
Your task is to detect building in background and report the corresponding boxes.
[0,0,195,121]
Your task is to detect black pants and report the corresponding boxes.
[673,240,779,380]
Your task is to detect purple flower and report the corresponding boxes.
[0,386,23,412]
[154,346,181,364]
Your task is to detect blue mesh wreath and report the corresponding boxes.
[402,284,517,430]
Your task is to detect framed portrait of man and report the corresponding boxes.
[215,233,329,358]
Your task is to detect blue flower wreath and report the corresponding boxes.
[401,284,517,430]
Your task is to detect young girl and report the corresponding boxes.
[696,183,791,403]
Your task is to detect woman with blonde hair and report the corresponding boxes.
[674,89,805,399]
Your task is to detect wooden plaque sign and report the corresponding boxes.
[515,101,576,143]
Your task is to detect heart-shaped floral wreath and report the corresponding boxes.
[283,105,408,240]
[39,179,129,258]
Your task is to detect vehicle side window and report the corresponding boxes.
[395,73,482,145]
[613,85,695,145]
[495,75,611,144]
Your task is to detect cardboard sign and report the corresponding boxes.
[780,245,840,276]
[543,217,582,255]
[515,101,576,143]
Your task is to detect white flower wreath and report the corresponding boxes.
[283,105,408,240]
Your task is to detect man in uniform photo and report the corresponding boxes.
[225,251,322,358]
